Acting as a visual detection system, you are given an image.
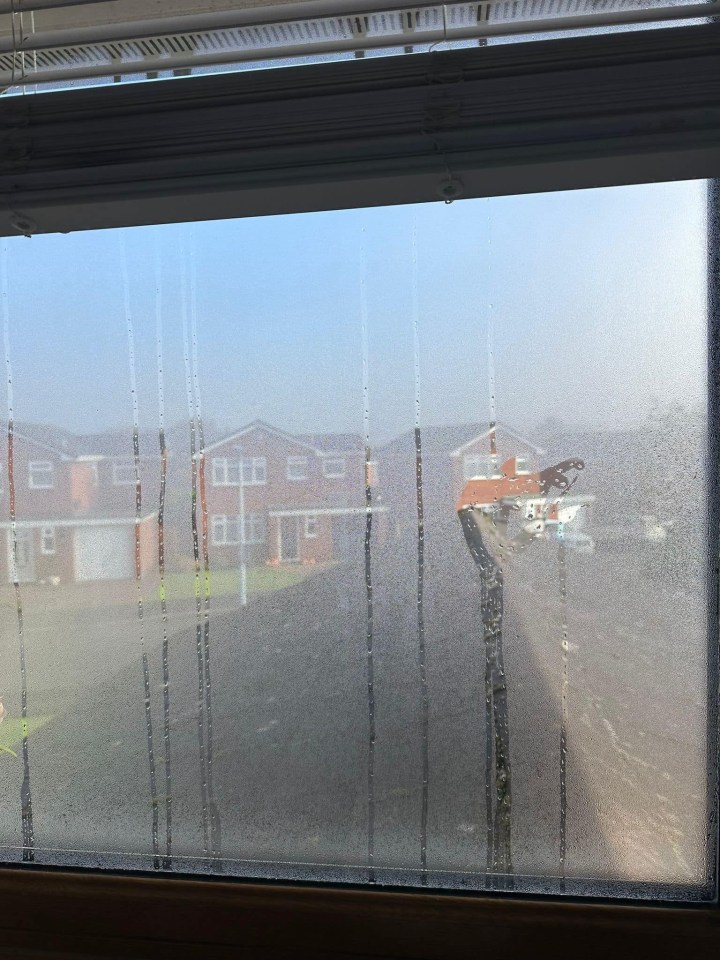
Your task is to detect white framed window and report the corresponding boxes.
[243,513,266,544]
[212,514,265,545]
[322,458,346,479]
[112,462,136,485]
[28,461,54,489]
[211,457,241,486]
[212,515,237,546]
[287,456,307,481]
[463,455,501,481]
[242,457,267,486]
[40,526,56,555]
[304,516,318,539]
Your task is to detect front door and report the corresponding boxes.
[279,516,300,563]
[7,529,35,583]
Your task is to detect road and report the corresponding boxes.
[0,528,711,898]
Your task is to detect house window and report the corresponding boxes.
[242,457,267,486]
[112,462,136,485]
[40,527,56,555]
[287,456,307,481]
[463,455,500,481]
[243,513,266,544]
[211,457,241,486]
[322,458,346,479]
[28,461,54,489]
[212,515,236,545]
[304,516,318,539]
[212,514,265,545]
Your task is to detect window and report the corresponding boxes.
[213,457,266,485]
[211,457,241,486]
[211,515,239,545]
[0,17,717,946]
[243,513,266,544]
[28,461,54,489]
[212,514,265,545]
[242,457,267,486]
[287,456,308,481]
[112,462,136,485]
[5,177,711,901]
[463,455,499,480]
[322,458,346,479]
[40,527,56,555]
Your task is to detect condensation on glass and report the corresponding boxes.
[0,179,714,901]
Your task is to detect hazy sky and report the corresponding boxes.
[1,178,707,445]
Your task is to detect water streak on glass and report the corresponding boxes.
[411,222,429,883]
[189,236,220,863]
[155,236,173,869]
[360,235,375,883]
[121,236,160,870]
[2,245,33,862]
[181,237,211,860]
[558,533,569,886]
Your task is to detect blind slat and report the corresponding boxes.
[0,0,717,89]
[0,23,718,236]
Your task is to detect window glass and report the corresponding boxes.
[287,457,308,481]
[322,458,346,479]
[0,179,713,902]
[40,527,56,555]
[242,457,267,486]
[28,461,54,489]
[112,462,136,486]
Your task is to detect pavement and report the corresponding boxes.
[0,525,711,898]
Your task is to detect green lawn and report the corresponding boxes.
[0,716,52,758]
[159,565,319,603]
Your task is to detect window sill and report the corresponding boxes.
[0,868,716,958]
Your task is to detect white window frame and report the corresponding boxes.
[212,514,238,546]
[242,457,267,486]
[40,526,56,556]
[112,462,136,486]
[28,460,54,490]
[287,456,308,481]
[322,458,346,479]
[463,454,503,481]
[212,513,265,545]
[304,516,318,539]
[212,457,241,486]
[243,512,266,545]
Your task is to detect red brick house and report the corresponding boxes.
[204,420,373,568]
[0,425,157,584]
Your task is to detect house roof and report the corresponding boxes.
[378,422,545,458]
[448,423,546,458]
[13,423,77,460]
[10,423,161,460]
[295,432,364,454]
[204,420,363,455]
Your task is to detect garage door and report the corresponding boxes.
[74,526,133,582]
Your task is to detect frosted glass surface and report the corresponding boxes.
[0,180,713,899]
